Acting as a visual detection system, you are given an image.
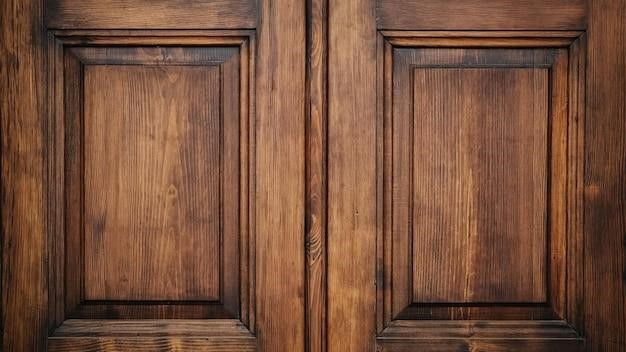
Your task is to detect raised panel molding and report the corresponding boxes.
[46,30,256,350]
[376,31,586,348]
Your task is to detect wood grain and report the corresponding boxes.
[48,36,252,344]
[411,68,548,303]
[379,42,582,329]
[45,0,257,29]
[306,0,328,350]
[52,319,254,337]
[327,0,377,351]
[585,0,626,350]
[377,320,582,351]
[0,0,47,350]
[376,0,587,31]
[48,337,256,352]
[255,0,306,350]
[83,65,222,302]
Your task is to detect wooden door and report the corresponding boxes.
[324,0,626,351]
[3,0,626,351]
[2,0,306,351]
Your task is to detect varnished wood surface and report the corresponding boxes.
[0,0,47,350]
[2,0,626,351]
[83,65,222,302]
[411,68,548,303]
[379,41,582,331]
[48,337,256,352]
[52,320,253,337]
[376,0,587,31]
[45,0,257,29]
[377,321,582,352]
[52,42,246,324]
[306,0,328,350]
[327,0,377,351]
[255,0,306,351]
[585,0,626,350]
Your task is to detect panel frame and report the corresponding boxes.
[45,30,257,347]
[376,0,587,31]
[376,31,586,346]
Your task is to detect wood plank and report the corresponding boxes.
[45,0,257,29]
[379,320,580,339]
[377,320,582,352]
[255,0,306,350]
[585,0,626,350]
[306,0,328,350]
[52,319,253,337]
[327,0,377,351]
[48,337,256,352]
[376,0,587,30]
[0,0,47,350]
[376,339,582,352]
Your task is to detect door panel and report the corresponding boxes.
[377,32,585,350]
[40,0,305,350]
[49,36,251,326]
[3,0,626,351]
[328,1,589,351]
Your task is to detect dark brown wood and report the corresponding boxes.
[46,0,257,29]
[48,319,257,350]
[45,31,258,349]
[411,67,549,303]
[375,32,585,350]
[4,0,626,350]
[585,0,626,350]
[376,0,587,31]
[376,321,583,351]
[327,0,377,351]
[49,35,250,326]
[0,0,47,350]
[306,0,328,350]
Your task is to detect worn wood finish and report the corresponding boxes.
[306,0,328,350]
[45,0,257,29]
[0,0,47,350]
[327,0,377,351]
[585,0,626,350]
[376,0,587,31]
[255,0,306,351]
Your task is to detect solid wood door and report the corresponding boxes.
[1,0,306,351]
[325,0,626,351]
[3,0,626,351]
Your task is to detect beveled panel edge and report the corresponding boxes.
[377,320,582,339]
[381,31,584,48]
[375,31,586,335]
[51,319,255,337]
[45,30,257,335]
